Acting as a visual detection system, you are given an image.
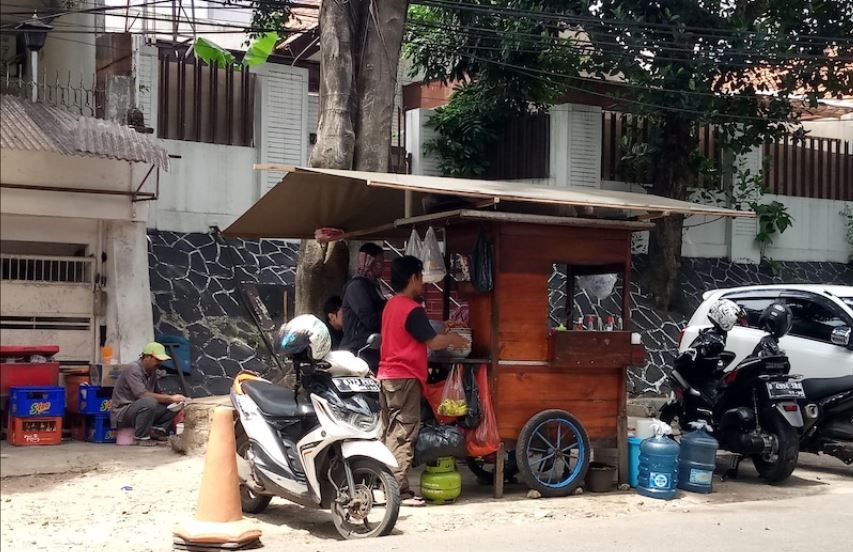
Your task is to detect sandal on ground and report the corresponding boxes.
[402,496,427,507]
[134,437,159,447]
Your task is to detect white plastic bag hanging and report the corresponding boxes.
[421,227,447,284]
[405,228,424,260]
[576,273,618,301]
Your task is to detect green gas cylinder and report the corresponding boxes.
[420,456,462,504]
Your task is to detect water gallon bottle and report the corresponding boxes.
[637,421,679,500]
[678,422,718,494]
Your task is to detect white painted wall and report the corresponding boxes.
[148,140,258,232]
[0,150,151,222]
[803,115,853,142]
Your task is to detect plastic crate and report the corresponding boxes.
[8,416,62,446]
[9,386,65,418]
[78,386,113,415]
[84,415,116,444]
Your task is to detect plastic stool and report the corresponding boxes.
[116,427,136,446]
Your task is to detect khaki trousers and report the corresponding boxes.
[380,378,422,497]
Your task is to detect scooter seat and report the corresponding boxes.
[242,380,315,419]
[802,376,853,400]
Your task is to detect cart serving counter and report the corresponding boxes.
[226,166,750,498]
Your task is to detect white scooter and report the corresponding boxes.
[230,334,400,539]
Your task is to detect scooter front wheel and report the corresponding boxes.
[331,459,400,539]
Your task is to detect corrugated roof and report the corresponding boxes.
[0,95,169,169]
[224,166,751,239]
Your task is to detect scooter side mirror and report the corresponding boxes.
[830,326,851,349]
[366,334,382,350]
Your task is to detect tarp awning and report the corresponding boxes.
[225,165,752,239]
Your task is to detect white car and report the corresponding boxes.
[681,284,853,380]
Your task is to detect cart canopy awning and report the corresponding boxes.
[225,165,752,239]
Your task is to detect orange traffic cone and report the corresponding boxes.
[173,406,262,549]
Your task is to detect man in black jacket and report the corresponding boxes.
[340,243,386,371]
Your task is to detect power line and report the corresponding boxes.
[414,0,853,46]
[406,17,853,65]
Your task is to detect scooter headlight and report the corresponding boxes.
[328,403,380,433]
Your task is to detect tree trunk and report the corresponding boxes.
[295,240,349,316]
[295,0,410,317]
[644,115,696,311]
[353,0,408,171]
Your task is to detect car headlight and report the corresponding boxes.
[329,403,380,433]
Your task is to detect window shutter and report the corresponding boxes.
[551,103,602,188]
[257,64,309,196]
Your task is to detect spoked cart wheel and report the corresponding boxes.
[516,409,591,497]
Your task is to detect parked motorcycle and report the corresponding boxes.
[660,302,804,483]
[798,373,853,465]
[231,317,400,540]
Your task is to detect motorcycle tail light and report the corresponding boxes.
[724,371,738,385]
[678,328,685,345]
[674,388,683,400]
[783,404,799,412]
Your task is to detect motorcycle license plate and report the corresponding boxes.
[333,377,380,393]
[766,380,805,399]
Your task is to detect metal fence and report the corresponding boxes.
[1,72,105,118]
[0,255,94,285]
[763,136,853,201]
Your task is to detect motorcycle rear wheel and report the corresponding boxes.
[752,410,799,483]
[331,459,400,539]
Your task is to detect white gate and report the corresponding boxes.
[0,254,96,363]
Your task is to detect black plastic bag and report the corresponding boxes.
[471,233,494,293]
[459,366,482,429]
[413,424,467,467]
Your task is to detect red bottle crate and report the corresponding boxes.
[7,416,62,446]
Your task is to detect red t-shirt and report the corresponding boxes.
[377,295,437,387]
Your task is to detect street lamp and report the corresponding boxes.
[15,14,53,102]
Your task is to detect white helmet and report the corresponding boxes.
[707,299,743,332]
[276,314,332,361]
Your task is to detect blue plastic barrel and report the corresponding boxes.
[628,436,643,488]
[678,427,718,494]
[637,435,679,500]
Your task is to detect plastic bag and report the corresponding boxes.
[459,365,482,429]
[437,365,468,417]
[471,233,494,293]
[466,365,500,457]
[423,381,457,425]
[422,227,447,284]
[314,227,344,243]
[576,274,618,301]
[405,228,423,260]
[414,424,467,467]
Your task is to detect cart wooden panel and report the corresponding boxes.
[445,219,645,490]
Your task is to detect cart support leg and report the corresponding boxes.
[617,369,629,485]
[494,442,505,499]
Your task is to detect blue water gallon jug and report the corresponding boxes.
[637,435,679,500]
[678,426,718,494]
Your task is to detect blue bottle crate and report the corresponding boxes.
[85,415,117,444]
[9,386,65,418]
[78,386,113,415]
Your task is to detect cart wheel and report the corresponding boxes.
[516,409,590,498]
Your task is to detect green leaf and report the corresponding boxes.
[193,37,236,68]
[243,32,279,67]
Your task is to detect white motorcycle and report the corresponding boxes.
[230,333,400,539]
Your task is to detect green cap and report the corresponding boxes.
[143,342,171,361]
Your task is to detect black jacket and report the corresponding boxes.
[340,277,386,353]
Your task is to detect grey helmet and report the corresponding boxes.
[707,299,743,332]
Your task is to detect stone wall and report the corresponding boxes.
[148,231,298,396]
[149,231,852,397]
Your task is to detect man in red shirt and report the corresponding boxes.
[378,255,469,507]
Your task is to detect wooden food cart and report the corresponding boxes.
[228,166,748,498]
